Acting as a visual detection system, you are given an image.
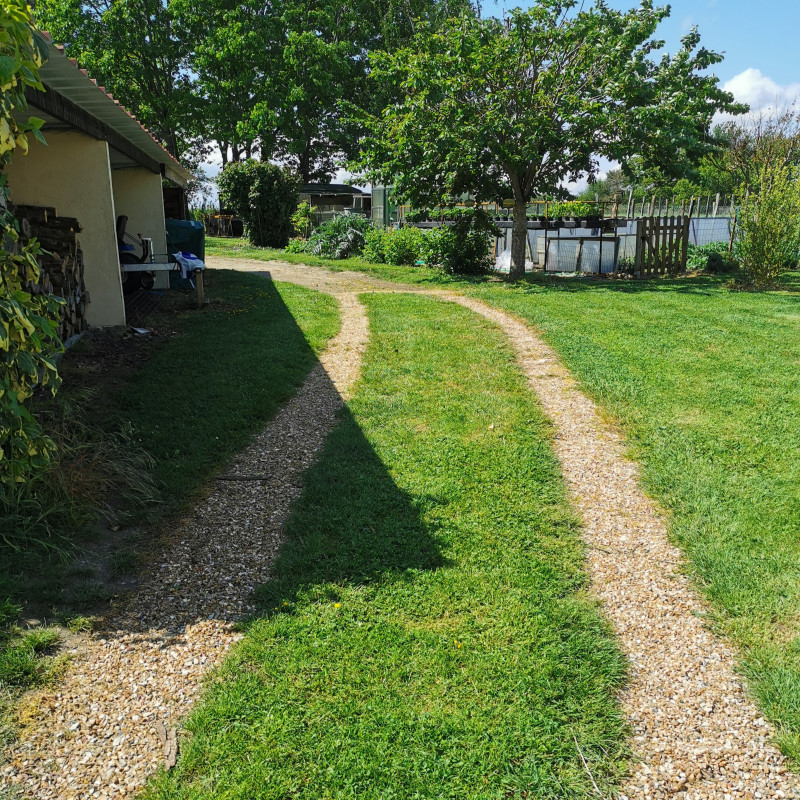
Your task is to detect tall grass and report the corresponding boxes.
[0,389,157,557]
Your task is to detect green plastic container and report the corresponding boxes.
[165,219,205,262]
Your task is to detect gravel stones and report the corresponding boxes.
[3,277,368,799]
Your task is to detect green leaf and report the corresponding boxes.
[0,55,16,87]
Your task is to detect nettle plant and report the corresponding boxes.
[0,3,63,484]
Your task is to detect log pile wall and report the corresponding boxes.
[13,203,89,340]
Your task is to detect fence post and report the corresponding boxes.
[681,215,690,270]
[634,218,644,277]
[728,192,742,254]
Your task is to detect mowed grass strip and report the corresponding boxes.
[464,272,800,761]
[205,235,458,285]
[111,270,340,515]
[144,292,628,799]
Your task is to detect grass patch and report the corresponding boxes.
[458,272,800,760]
[0,600,61,691]
[145,293,628,799]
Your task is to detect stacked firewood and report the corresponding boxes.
[13,203,89,340]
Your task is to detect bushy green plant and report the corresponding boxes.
[188,205,214,223]
[0,5,65,486]
[422,209,498,275]
[362,227,388,263]
[735,164,800,286]
[291,201,316,239]
[383,225,426,265]
[217,161,300,247]
[304,213,373,259]
[545,201,599,218]
[686,241,738,274]
[284,237,307,254]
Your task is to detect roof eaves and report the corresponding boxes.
[37,33,194,186]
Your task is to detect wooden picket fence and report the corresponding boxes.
[634,216,691,276]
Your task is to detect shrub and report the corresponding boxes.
[188,205,214,223]
[735,164,800,286]
[686,242,738,274]
[383,226,426,265]
[363,227,388,263]
[304,213,373,259]
[291,201,316,239]
[0,6,63,486]
[217,161,300,248]
[284,237,307,254]
[422,208,498,275]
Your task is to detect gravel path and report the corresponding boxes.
[217,261,800,798]
[3,275,368,799]
[5,258,798,798]
[444,293,800,800]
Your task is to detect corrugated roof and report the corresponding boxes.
[33,34,193,187]
[300,183,367,196]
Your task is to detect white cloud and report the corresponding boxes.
[562,157,619,197]
[723,68,800,116]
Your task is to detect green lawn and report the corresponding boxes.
[145,292,628,799]
[207,239,800,763]
[469,272,800,761]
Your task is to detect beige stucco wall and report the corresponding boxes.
[6,130,124,326]
[112,167,169,289]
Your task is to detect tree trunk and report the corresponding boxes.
[510,198,528,281]
[299,145,312,184]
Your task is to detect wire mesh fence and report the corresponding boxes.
[491,216,734,274]
[402,192,738,274]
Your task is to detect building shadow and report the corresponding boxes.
[252,402,448,614]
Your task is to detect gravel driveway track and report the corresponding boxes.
[4,258,798,799]
[3,274,367,799]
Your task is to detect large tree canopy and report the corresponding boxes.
[354,0,744,279]
[36,0,469,179]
